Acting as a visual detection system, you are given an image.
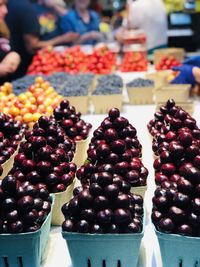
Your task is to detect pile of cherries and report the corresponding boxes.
[10,116,76,193]
[0,113,27,171]
[62,171,144,234]
[150,100,200,237]
[148,99,199,138]
[0,175,52,233]
[53,100,92,141]
[77,108,148,188]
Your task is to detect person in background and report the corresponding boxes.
[32,0,67,40]
[0,0,20,84]
[61,0,103,45]
[6,0,79,78]
[116,0,168,52]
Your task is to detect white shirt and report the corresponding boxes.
[126,0,168,50]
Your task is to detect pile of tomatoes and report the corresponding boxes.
[27,46,117,75]
[119,51,148,72]
[155,56,182,71]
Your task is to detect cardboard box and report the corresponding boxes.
[91,94,123,114]
[73,138,89,167]
[155,84,191,103]
[51,181,75,226]
[154,48,185,65]
[145,70,172,88]
[127,86,154,105]
[66,96,89,115]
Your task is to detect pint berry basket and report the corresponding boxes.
[0,210,52,267]
[62,230,144,267]
[51,181,75,226]
[73,138,90,167]
[131,186,147,198]
[156,230,200,267]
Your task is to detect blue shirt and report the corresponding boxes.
[61,9,100,45]
[33,4,62,40]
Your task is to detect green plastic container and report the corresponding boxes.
[62,230,144,267]
[156,229,200,267]
[0,210,52,267]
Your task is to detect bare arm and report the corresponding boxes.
[77,31,103,44]
[24,33,80,54]
[0,51,21,77]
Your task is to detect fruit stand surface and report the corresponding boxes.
[41,72,200,267]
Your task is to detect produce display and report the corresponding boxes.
[53,100,92,141]
[27,46,117,75]
[92,74,123,95]
[0,113,26,169]
[120,52,148,72]
[155,56,182,71]
[0,175,52,233]
[77,108,148,188]
[10,116,76,193]
[0,77,63,128]
[127,78,154,88]
[149,100,200,237]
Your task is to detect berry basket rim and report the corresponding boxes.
[155,227,200,242]
[62,230,144,241]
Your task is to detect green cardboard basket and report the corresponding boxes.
[156,229,200,267]
[62,230,144,267]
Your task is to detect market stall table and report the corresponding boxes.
[41,100,200,267]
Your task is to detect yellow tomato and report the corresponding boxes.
[3,107,9,114]
[35,76,44,84]
[29,97,36,104]
[23,113,33,123]
[0,92,5,98]
[46,106,53,114]
[44,98,52,106]
[32,112,41,122]
[25,91,32,98]
[10,107,20,116]
[18,94,27,103]
[45,87,54,95]
[21,108,28,116]
[4,82,12,94]
[41,82,50,90]
[15,115,23,122]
